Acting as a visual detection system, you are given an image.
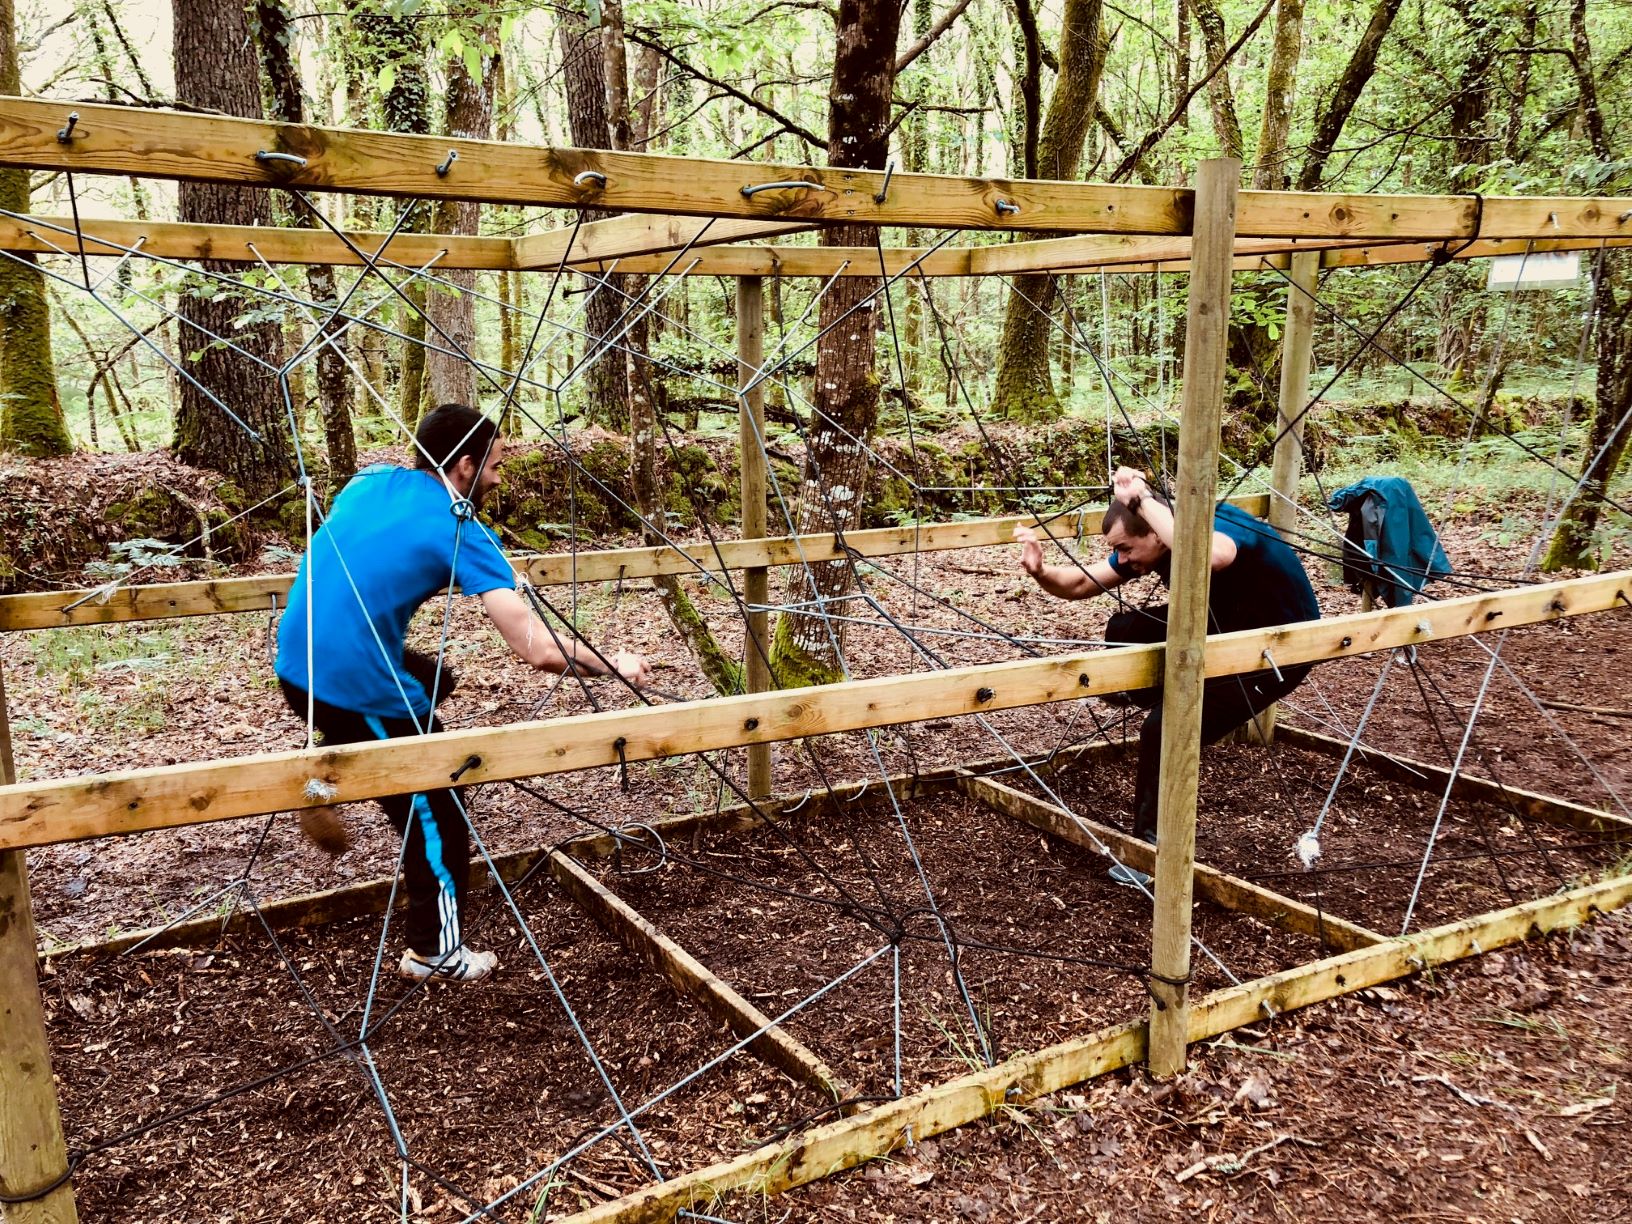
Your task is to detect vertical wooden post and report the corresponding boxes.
[1253,248,1320,743]
[737,276,772,800]
[0,661,79,1222]
[1147,158,1240,1077]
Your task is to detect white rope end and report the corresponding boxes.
[304,778,338,803]
[1297,831,1322,868]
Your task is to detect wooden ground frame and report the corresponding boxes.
[1,99,1630,1219]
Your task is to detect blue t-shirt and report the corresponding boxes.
[275,465,517,718]
[1110,502,1320,634]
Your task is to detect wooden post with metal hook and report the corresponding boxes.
[1147,158,1240,1077]
[737,276,773,798]
[1254,247,1321,743]
[0,659,80,1222]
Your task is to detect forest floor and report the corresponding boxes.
[4,486,1632,1221]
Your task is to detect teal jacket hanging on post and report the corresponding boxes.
[1327,476,1452,607]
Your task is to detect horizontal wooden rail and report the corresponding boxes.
[0,214,515,268]
[558,870,1632,1223]
[1278,726,1632,834]
[0,213,815,272]
[569,234,1632,278]
[42,745,1129,960]
[2,499,1273,631]
[958,772,1383,951]
[2,100,1629,238]
[0,569,1625,853]
[516,216,814,268]
[547,849,849,1100]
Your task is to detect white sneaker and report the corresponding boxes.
[398,946,498,983]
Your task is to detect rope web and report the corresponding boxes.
[10,182,1631,1220]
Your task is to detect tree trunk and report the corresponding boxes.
[1503,0,1539,161]
[422,18,497,414]
[989,0,1107,423]
[770,0,904,686]
[171,0,291,500]
[1296,0,1405,190]
[258,0,356,484]
[0,0,70,457]
[1252,0,1304,190]
[1542,0,1627,570]
[1190,0,1244,161]
[558,6,629,429]
[1447,0,1500,191]
[352,4,430,427]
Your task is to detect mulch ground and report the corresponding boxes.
[5,499,1631,1220]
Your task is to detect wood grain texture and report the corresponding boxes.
[4,100,1626,237]
[1148,158,1239,1076]
[1,569,1624,854]
[2,500,1273,631]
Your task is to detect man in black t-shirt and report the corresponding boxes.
[1016,467,1321,872]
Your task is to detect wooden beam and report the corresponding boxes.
[547,850,848,1100]
[0,98,1184,234]
[1148,158,1239,1077]
[586,234,1632,279]
[1277,726,1632,835]
[956,773,1383,952]
[1257,249,1321,743]
[564,244,976,278]
[519,216,817,269]
[557,870,1632,1223]
[46,747,1135,961]
[738,276,772,799]
[0,213,514,268]
[0,570,1626,853]
[3,100,1629,238]
[0,499,1272,632]
[0,661,78,1222]
[1190,871,1632,1040]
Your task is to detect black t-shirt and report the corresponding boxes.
[1109,502,1321,633]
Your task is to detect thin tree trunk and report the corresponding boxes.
[0,0,70,457]
[1296,0,1405,190]
[1543,1,1627,570]
[171,0,291,499]
[989,0,1107,423]
[1503,0,1539,161]
[1190,0,1245,160]
[770,0,904,685]
[258,0,355,483]
[1252,0,1304,190]
[558,5,629,428]
[422,16,497,414]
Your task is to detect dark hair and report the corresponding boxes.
[1101,490,1169,538]
[414,403,499,473]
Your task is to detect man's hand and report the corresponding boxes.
[1112,466,1150,508]
[1014,524,1046,577]
[610,650,651,688]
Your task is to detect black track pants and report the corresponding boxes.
[280,651,471,958]
[1106,607,1310,840]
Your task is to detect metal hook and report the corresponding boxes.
[994,199,1021,216]
[741,179,825,198]
[57,111,80,144]
[784,788,815,814]
[254,150,309,167]
[574,169,608,188]
[436,149,458,177]
[448,497,475,522]
[873,159,895,205]
[1261,648,1284,683]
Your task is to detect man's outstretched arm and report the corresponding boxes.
[1014,525,1127,601]
[481,587,650,685]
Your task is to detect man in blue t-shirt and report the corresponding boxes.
[276,404,650,982]
[1016,466,1320,881]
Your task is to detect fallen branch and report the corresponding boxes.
[1540,699,1632,719]
[1173,1134,1322,1182]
